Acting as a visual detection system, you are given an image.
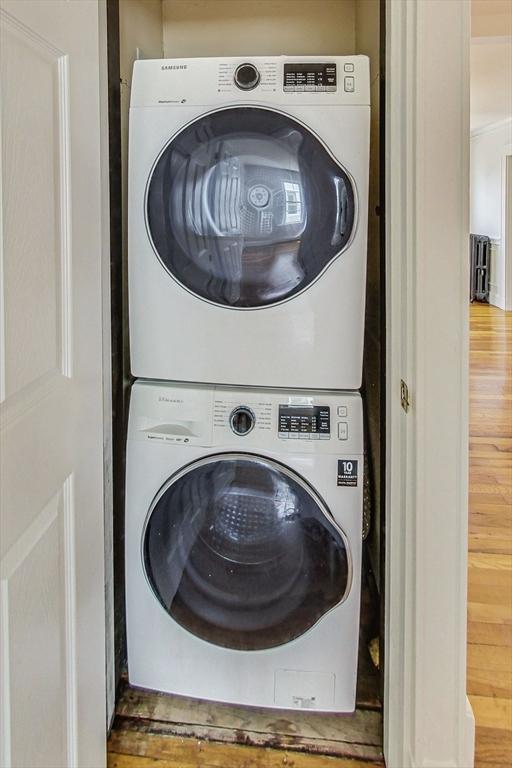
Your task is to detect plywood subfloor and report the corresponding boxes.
[468,303,512,768]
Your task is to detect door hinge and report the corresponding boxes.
[400,379,410,413]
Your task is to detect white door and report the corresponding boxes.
[0,1,108,767]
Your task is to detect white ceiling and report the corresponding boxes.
[472,0,512,36]
[471,1,512,132]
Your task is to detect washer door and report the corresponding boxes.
[146,107,356,308]
[143,454,351,650]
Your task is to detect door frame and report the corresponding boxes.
[99,0,116,731]
[503,147,512,311]
[0,0,112,763]
[384,1,475,766]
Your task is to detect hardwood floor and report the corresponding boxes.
[107,302,511,767]
[468,303,512,768]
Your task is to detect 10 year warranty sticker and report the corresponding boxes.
[337,459,358,487]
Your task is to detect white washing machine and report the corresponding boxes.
[125,379,363,712]
[128,56,370,390]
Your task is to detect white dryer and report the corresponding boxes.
[125,380,363,712]
[128,56,370,390]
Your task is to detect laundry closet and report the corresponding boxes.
[107,0,384,761]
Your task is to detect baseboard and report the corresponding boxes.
[462,697,476,768]
[489,287,506,309]
[488,240,506,309]
[407,698,475,767]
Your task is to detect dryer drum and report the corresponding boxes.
[146,107,356,308]
[143,454,350,650]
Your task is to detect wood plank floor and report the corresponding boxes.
[109,675,383,766]
[108,730,383,768]
[468,303,512,768]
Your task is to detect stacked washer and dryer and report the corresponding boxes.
[125,56,370,713]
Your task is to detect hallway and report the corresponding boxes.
[468,303,512,767]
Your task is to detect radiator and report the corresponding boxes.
[470,234,491,302]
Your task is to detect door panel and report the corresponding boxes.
[2,482,73,768]
[0,12,69,400]
[144,454,350,650]
[146,107,355,308]
[0,2,107,767]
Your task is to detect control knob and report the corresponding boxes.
[234,63,260,91]
[230,406,255,435]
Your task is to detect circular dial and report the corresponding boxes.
[230,406,255,435]
[234,63,260,91]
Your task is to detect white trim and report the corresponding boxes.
[502,150,512,311]
[470,35,512,45]
[0,67,5,406]
[488,239,505,310]
[63,475,78,768]
[385,1,475,766]
[489,287,505,308]
[470,116,512,139]
[97,0,115,730]
[58,53,73,379]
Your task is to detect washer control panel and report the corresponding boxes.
[283,62,337,92]
[130,381,363,454]
[277,402,350,442]
[278,405,330,439]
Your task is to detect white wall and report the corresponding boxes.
[470,38,512,132]
[162,0,356,57]
[470,121,512,308]
[472,0,512,38]
[120,0,163,83]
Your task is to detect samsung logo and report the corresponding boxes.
[158,396,184,403]
[161,65,188,70]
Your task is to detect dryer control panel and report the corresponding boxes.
[130,56,370,107]
[283,63,337,92]
[128,381,363,455]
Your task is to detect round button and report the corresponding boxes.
[234,63,260,91]
[248,185,270,208]
[230,406,255,436]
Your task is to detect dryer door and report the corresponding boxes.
[143,453,351,650]
[146,107,356,308]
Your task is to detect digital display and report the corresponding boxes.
[284,63,337,91]
[278,405,330,434]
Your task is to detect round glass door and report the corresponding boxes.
[146,107,356,308]
[143,454,351,650]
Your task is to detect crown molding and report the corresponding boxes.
[470,117,512,138]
